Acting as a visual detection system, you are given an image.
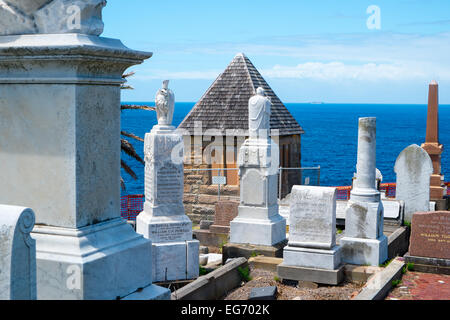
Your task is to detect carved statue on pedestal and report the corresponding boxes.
[248,87,271,138]
[155,80,175,126]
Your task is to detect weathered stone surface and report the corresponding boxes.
[0,33,159,299]
[249,286,277,300]
[209,200,239,234]
[136,86,199,282]
[230,91,285,247]
[0,205,36,300]
[288,186,337,249]
[394,144,433,222]
[409,211,450,259]
[0,0,106,36]
[341,118,387,266]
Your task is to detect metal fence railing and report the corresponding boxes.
[121,180,448,221]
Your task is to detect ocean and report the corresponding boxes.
[121,103,450,196]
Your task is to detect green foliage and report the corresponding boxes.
[274,276,281,283]
[250,251,260,258]
[403,220,411,228]
[199,267,207,276]
[218,240,228,254]
[380,259,393,268]
[336,228,343,234]
[237,266,252,282]
[391,279,402,287]
[199,266,208,276]
[406,262,415,271]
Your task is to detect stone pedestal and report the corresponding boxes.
[341,118,388,266]
[230,138,286,247]
[136,124,199,282]
[0,34,169,299]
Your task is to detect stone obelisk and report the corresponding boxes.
[0,1,169,300]
[136,81,199,283]
[421,81,445,202]
[340,118,388,266]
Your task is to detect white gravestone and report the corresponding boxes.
[0,3,170,300]
[394,144,433,223]
[282,186,342,270]
[340,118,388,266]
[137,81,199,282]
[0,205,36,300]
[230,88,286,246]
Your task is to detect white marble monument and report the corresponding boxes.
[137,81,199,282]
[230,88,286,246]
[394,144,434,223]
[0,205,36,300]
[340,118,388,266]
[0,2,169,300]
[283,186,342,268]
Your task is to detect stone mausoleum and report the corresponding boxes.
[178,53,304,223]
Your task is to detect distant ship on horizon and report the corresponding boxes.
[309,101,325,104]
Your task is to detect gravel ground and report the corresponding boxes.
[223,269,364,300]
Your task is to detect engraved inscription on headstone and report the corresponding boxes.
[289,186,336,249]
[156,164,183,204]
[242,169,265,206]
[409,211,450,259]
[150,222,192,242]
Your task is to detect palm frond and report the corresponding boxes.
[121,159,138,180]
[121,104,156,111]
[121,131,144,142]
[121,138,145,164]
[122,71,136,79]
[120,177,126,191]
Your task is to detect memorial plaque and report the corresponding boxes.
[289,186,337,249]
[242,169,265,206]
[409,211,450,259]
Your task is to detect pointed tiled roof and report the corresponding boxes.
[178,53,304,136]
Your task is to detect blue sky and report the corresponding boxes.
[103,0,450,103]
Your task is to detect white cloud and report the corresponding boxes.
[261,62,427,81]
[133,69,220,80]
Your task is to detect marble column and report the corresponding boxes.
[0,1,169,300]
[421,81,445,200]
[340,118,388,266]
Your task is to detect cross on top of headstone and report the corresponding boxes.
[0,0,107,36]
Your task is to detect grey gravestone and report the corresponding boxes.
[249,286,277,300]
[394,144,433,222]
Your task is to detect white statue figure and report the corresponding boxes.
[155,80,175,126]
[0,0,107,36]
[248,87,271,138]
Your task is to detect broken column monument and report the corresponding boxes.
[340,118,388,266]
[0,0,169,300]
